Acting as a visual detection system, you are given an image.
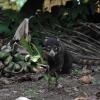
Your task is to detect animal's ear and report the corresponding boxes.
[45,37,49,39]
[44,37,48,42]
[57,38,60,42]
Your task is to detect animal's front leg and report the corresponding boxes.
[47,67,60,89]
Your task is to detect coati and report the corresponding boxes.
[43,37,100,75]
[43,37,73,74]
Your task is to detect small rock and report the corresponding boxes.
[15,97,30,100]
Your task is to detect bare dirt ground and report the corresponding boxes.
[0,71,100,100]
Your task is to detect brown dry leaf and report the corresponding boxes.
[75,96,97,100]
[74,96,88,100]
[79,74,94,84]
[33,66,46,73]
[75,95,98,100]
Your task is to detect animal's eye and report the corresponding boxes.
[54,47,58,51]
[54,47,57,50]
[47,46,51,51]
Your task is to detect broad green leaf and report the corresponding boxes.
[31,55,40,62]
[16,0,27,11]
[0,23,10,33]
[20,38,33,55]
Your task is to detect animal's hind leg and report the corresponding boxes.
[61,53,72,74]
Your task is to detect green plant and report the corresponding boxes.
[0,9,23,38]
[43,72,59,89]
[71,69,81,76]
[59,0,96,28]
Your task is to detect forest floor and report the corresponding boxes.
[0,70,100,100]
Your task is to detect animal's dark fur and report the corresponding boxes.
[43,37,100,75]
[43,37,73,74]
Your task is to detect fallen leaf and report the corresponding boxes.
[79,74,93,84]
[74,96,88,100]
[33,66,46,73]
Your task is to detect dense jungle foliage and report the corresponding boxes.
[0,0,100,38]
